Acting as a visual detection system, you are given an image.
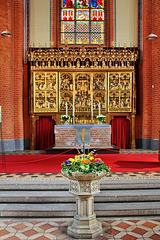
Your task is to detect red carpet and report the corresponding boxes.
[0,154,160,173]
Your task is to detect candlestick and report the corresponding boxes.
[73,102,74,117]
[91,103,93,124]
[66,102,68,116]
[99,102,101,116]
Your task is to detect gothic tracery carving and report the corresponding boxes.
[28,44,138,70]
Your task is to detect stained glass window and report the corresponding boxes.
[61,0,104,45]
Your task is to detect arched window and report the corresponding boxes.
[61,0,105,45]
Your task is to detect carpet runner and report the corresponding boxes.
[0,154,159,173]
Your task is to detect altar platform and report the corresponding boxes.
[45,145,120,154]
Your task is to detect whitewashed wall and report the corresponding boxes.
[30,0,51,47]
[115,0,138,47]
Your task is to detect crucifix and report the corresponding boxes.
[78,128,88,143]
[78,128,88,155]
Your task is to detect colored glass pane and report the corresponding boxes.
[62,0,74,8]
[76,9,89,20]
[62,9,74,20]
[62,21,75,32]
[91,33,104,44]
[76,33,89,44]
[91,21,104,32]
[61,33,75,44]
[91,0,103,8]
[76,0,89,8]
[76,21,89,32]
[91,9,104,20]
[61,0,105,44]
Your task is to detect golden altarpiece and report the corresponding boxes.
[27,42,138,149]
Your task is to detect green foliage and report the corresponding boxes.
[96,114,106,122]
[60,115,69,122]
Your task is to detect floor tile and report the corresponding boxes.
[0,219,160,240]
[143,222,157,229]
[133,227,147,235]
[150,233,160,240]
[121,234,137,240]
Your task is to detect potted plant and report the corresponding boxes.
[61,151,111,239]
[96,114,106,124]
[60,114,69,124]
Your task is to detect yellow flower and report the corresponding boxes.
[75,155,80,161]
[68,158,75,162]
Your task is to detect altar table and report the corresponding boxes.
[54,124,111,147]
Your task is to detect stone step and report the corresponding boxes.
[0,179,160,190]
[0,178,159,218]
[0,189,160,203]
[0,202,160,218]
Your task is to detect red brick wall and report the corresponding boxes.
[142,0,152,140]
[14,0,24,140]
[55,127,76,147]
[55,126,111,147]
[151,0,160,140]
[0,0,14,141]
[136,0,160,146]
[107,0,114,46]
[0,0,24,146]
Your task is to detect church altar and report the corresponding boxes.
[54,124,111,147]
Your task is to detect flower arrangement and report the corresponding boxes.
[61,151,111,176]
[96,114,106,122]
[60,115,70,122]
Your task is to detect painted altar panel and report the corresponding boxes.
[108,72,132,112]
[59,73,74,112]
[74,73,91,112]
[93,73,106,112]
[33,71,132,115]
[33,72,58,113]
[59,72,107,113]
[59,72,107,124]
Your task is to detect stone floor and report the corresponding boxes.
[0,219,160,240]
[0,149,160,239]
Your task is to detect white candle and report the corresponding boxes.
[73,102,74,117]
[91,103,93,116]
[66,102,68,116]
[99,102,101,116]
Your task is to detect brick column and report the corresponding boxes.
[0,0,15,151]
[151,0,160,149]
[13,0,24,150]
[0,0,24,151]
[141,0,152,149]
[139,0,160,150]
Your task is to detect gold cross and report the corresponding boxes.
[78,128,88,143]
